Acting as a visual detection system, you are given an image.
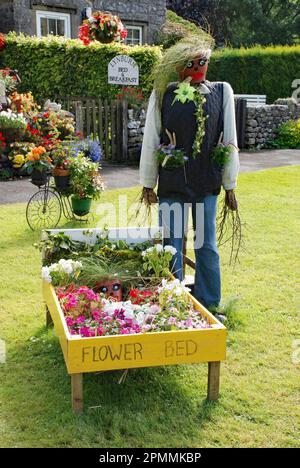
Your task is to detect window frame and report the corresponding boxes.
[36,10,71,38]
[124,25,143,46]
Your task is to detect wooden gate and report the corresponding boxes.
[56,97,129,163]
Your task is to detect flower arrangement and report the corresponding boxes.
[42,259,82,286]
[54,278,210,338]
[0,109,27,143]
[156,143,187,168]
[69,137,102,163]
[79,11,127,45]
[68,154,104,200]
[23,146,53,173]
[0,109,27,127]
[10,91,39,117]
[50,143,72,171]
[142,244,177,278]
[0,69,18,95]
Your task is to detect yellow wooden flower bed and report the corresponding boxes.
[42,228,227,413]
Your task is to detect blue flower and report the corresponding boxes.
[70,137,102,163]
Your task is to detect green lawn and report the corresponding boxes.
[0,166,299,448]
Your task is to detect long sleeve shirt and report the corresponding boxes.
[139,81,240,191]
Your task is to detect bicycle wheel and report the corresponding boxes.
[26,188,62,231]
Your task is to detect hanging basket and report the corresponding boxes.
[31,168,48,187]
[53,168,70,192]
[71,196,92,216]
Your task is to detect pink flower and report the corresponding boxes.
[66,317,75,326]
[76,316,86,324]
[168,317,177,325]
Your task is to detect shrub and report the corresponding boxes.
[267,119,300,149]
[208,44,300,104]
[1,33,162,102]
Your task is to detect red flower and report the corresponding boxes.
[121,29,128,39]
[0,34,6,51]
[43,112,50,119]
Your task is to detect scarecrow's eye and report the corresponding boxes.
[186,61,193,68]
[112,284,120,291]
[100,286,108,293]
[199,58,207,67]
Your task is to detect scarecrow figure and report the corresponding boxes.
[139,35,240,311]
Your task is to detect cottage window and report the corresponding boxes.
[36,11,71,38]
[125,26,143,46]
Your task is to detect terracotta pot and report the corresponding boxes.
[53,167,70,193]
[53,167,70,177]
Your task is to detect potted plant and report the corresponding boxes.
[79,11,127,45]
[22,145,53,186]
[68,154,104,216]
[0,109,27,143]
[51,143,72,192]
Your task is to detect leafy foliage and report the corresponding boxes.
[167,0,300,47]
[266,118,300,148]
[1,33,162,101]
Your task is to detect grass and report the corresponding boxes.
[0,166,299,448]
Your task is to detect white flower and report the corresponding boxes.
[155,244,163,253]
[164,245,177,256]
[124,309,135,320]
[174,287,184,296]
[136,311,146,326]
[41,266,52,283]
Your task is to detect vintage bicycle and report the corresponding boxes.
[26,173,92,231]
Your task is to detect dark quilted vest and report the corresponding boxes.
[158,80,224,200]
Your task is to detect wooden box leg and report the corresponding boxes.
[46,306,53,327]
[207,361,221,401]
[71,373,83,413]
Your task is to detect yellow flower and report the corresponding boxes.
[12,154,25,168]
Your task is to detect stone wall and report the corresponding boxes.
[127,107,146,163]
[0,2,15,34]
[95,0,166,43]
[245,98,300,149]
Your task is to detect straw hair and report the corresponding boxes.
[152,34,215,107]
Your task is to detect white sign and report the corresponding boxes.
[108,55,139,86]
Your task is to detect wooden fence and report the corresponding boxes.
[56,97,129,163]
[56,96,247,164]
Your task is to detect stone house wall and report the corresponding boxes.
[0,0,166,43]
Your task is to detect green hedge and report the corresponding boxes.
[0,33,162,101]
[1,34,300,104]
[208,45,300,103]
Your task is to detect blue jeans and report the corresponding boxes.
[159,195,221,308]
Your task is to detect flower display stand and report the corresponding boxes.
[42,228,227,413]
